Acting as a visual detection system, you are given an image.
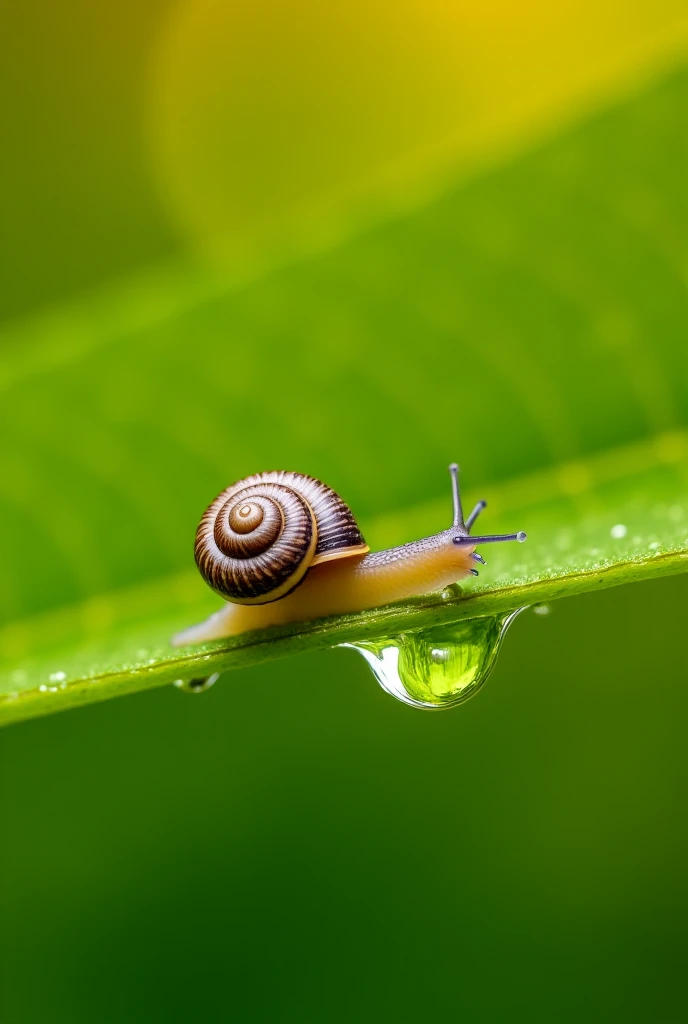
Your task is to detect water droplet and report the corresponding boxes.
[648,541,661,551]
[173,673,220,694]
[610,524,627,539]
[341,610,523,710]
[532,603,551,616]
[49,671,66,683]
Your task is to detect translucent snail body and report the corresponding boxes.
[172,464,526,645]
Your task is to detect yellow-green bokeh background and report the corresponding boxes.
[2,2,688,1020]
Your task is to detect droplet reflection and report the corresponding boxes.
[173,673,220,694]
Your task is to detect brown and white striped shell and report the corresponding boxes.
[194,471,369,605]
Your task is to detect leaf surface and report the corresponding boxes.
[1,69,687,724]
[1,439,686,725]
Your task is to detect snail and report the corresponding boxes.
[172,464,526,644]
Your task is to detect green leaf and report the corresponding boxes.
[1,438,687,725]
[1,67,688,725]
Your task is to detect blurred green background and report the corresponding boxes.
[2,1,688,1020]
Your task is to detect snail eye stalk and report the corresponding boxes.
[453,532,527,545]
[465,499,487,530]
[448,462,463,528]
[448,462,525,545]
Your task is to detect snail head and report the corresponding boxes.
[447,463,526,575]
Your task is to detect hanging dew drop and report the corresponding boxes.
[341,609,524,710]
[173,673,220,694]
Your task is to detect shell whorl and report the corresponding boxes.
[195,471,368,605]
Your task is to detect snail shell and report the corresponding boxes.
[194,471,369,605]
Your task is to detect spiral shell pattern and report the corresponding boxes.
[194,471,368,605]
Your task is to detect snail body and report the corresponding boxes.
[172,464,526,645]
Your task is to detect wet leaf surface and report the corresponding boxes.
[2,69,688,724]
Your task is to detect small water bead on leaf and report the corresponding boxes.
[532,603,551,616]
[173,673,220,694]
[341,610,524,710]
[610,524,628,539]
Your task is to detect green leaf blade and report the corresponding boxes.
[2,442,686,726]
[2,68,688,724]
